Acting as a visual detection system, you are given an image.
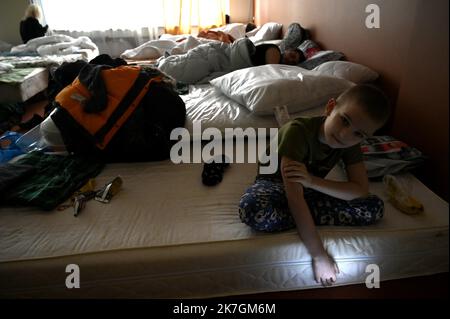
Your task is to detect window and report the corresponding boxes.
[40,0,164,31]
[39,0,229,32]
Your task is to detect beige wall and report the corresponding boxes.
[255,0,449,199]
[255,0,419,101]
[392,0,449,200]
[0,0,29,45]
[230,0,254,23]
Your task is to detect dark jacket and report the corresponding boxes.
[250,43,281,66]
[20,17,48,43]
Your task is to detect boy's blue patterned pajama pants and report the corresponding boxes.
[239,177,384,232]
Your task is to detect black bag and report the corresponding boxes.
[52,65,186,163]
[104,80,187,162]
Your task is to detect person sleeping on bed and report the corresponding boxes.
[157,21,308,84]
[157,37,306,84]
[251,22,309,66]
[20,4,49,44]
[251,44,305,66]
[238,84,391,287]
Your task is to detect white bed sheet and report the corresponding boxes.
[0,158,447,298]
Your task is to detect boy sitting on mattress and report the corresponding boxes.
[239,84,390,286]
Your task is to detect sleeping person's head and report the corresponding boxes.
[245,23,257,33]
[281,48,305,65]
[252,43,305,66]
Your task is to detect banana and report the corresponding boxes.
[383,175,424,215]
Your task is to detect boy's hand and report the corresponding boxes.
[312,253,340,286]
[282,160,313,188]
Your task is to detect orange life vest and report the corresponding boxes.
[54,65,162,150]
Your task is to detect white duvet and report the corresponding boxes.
[120,23,249,61]
[10,34,99,57]
[120,35,217,60]
[158,37,255,84]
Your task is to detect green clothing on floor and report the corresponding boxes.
[1,151,104,210]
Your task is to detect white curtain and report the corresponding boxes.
[37,0,230,57]
[45,28,164,58]
[38,0,164,57]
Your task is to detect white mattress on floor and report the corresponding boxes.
[0,67,49,103]
[0,51,98,103]
[0,158,447,298]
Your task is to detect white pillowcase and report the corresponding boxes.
[245,26,260,37]
[247,22,282,43]
[210,64,354,115]
[313,61,379,84]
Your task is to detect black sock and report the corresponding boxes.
[202,155,230,186]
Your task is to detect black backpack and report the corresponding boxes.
[52,64,186,163]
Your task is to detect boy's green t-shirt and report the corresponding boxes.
[260,116,363,179]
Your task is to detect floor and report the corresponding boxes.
[225,272,449,299]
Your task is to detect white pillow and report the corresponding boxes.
[313,61,379,84]
[248,22,282,43]
[210,64,354,115]
[245,26,260,37]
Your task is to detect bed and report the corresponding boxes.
[0,55,88,104]
[0,35,99,104]
[120,21,345,85]
[0,69,448,297]
[0,154,447,298]
[0,67,49,103]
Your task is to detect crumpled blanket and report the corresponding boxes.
[120,35,216,60]
[360,136,426,179]
[10,34,99,57]
[0,62,14,74]
[157,37,255,84]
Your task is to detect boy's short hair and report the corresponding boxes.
[245,23,257,33]
[336,84,390,125]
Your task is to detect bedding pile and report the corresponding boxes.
[0,62,14,74]
[361,136,426,178]
[10,34,99,57]
[120,22,282,61]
